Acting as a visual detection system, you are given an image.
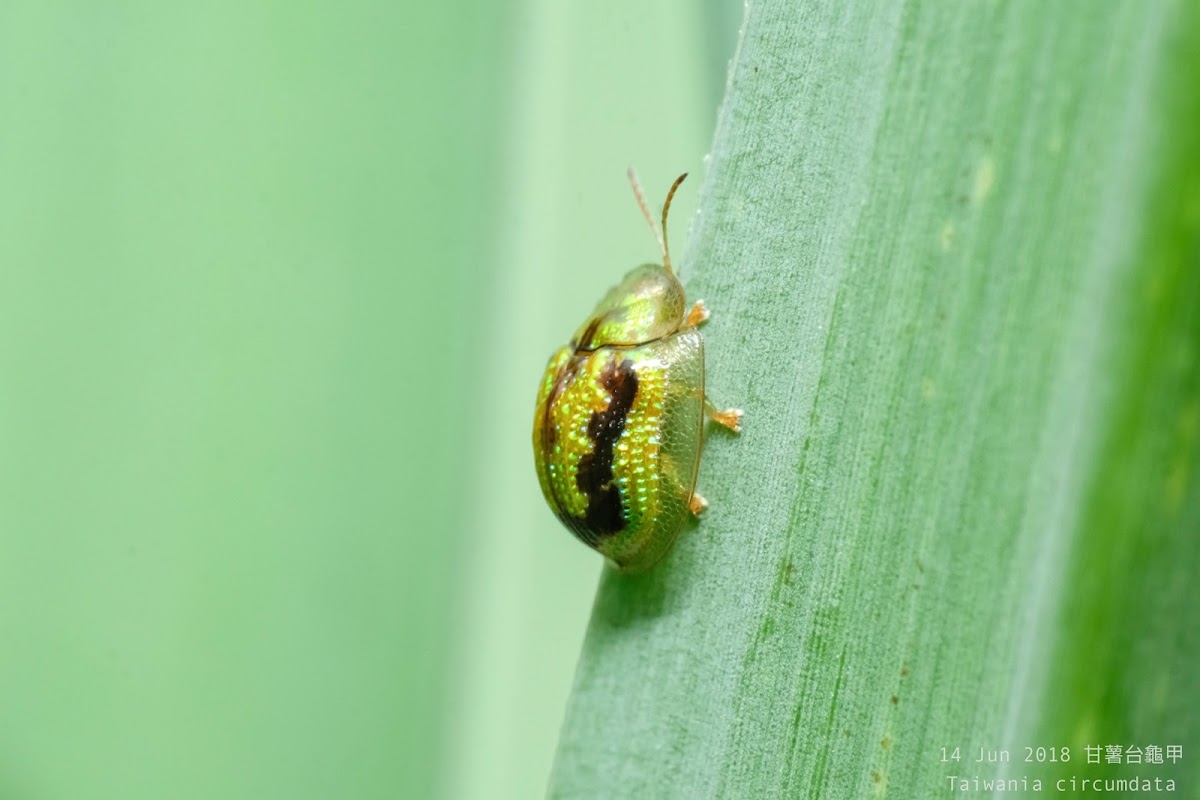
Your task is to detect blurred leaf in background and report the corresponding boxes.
[0,0,737,798]
[0,1,506,798]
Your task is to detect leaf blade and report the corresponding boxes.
[550,1,1200,797]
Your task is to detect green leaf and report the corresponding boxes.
[549,1,1200,797]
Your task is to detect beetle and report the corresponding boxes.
[532,169,743,572]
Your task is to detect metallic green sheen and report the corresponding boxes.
[534,263,706,572]
[572,264,686,349]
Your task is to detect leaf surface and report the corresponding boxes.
[549,2,1200,796]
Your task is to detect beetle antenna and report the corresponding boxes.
[627,167,668,267]
[661,172,688,276]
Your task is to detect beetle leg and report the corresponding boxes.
[689,492,709,516]
[685,299,710,327]
[705,399,744,433]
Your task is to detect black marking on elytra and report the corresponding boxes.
[575,357,638,541]
[575,318,602,350]
[541,361,571,452]
[541,354,585,521]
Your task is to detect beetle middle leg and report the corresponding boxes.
[685,299,709,327]
[705,398,744,433]
[689,492,709,516]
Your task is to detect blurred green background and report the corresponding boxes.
[0,2,736,798]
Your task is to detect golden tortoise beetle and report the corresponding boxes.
[532,170,743,573]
